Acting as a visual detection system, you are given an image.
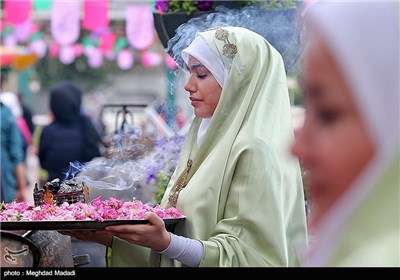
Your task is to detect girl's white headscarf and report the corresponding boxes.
[182,36,228,147]
[304,1,399,266]
[0,92,22,118]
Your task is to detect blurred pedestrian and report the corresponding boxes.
[39,81,102,181]
[18,92,35,135]
[0,75,28,202]
[0,92,32,160]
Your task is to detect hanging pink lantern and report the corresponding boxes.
[165,55,178,69]
[51,1,80,46]
[141,52,162,68]
[59,45,75,64]
[83,0,109,31]
[4,35,17,47]
[117,49,134,70]
[125,5,154,50]
[84,45,96,57]
[14,19,32,43]
[29,39,47,58]
[5,0,32,26]
[87,48,103,68]
[49,42,59,58]
[99,32,116,54]
[73,44,83,57]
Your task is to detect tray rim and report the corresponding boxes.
[0,217,185,231]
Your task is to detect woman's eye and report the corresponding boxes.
[197,74,207,79]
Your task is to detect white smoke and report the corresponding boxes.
[166,4,304,74]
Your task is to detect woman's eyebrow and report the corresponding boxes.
[190,64,205,71]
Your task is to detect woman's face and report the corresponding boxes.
[184,56,222,118]
[291,39,375,228]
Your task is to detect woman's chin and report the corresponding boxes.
[308,197,340,231]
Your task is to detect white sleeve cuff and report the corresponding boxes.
[159,233,204,267]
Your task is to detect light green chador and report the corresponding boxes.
[108,27,308,267]
[328,153,400,266]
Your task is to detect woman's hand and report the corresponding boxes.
[105,212,171,251]
[59,230,115,247]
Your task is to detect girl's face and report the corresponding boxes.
[291,39,375,228]
[184,56,222,118]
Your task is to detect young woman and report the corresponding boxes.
[69,27,308,267]
[292,1,399,266]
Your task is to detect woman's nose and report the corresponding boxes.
[291,126,308,160]
[184,76,195,94]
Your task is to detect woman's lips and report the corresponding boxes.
[190,97,201,106]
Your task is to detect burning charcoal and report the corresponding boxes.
[45,179,61,194]
[33,178,88,206]
[75,184,83,192]
[43,188,54,205]
[61,182,72,193]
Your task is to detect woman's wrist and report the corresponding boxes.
[159,234,204,267]
[155,232,171,251]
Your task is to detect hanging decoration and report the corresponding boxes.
[14,19,32,43]
[141,51,162,68]
[4,0,32,26]
[125,5,154,50]
[73,44,84,57]
[87,47,103,68]
[34,0,51,10]
[3,35,17,47]
[99,32,116,54]
[83,0,110,31]
[49,42,59,58]
[0,44,38,71]
[117,49,134,70]
[1,2,168,70]
[59,45,75,65]
[51,1,80,46]
[0,53,13,67]
[13,53,38,72]
[113,37,128,54]
[29,39,47,58]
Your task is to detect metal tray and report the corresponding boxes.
[0,217,185,231]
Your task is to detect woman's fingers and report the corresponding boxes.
[145,212,164,227]
[103,214,169,250]
[105,213,164,233]
[105,224,141,233]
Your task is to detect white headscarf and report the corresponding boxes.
[304,0,400,266]
[0,92,22,118]
[182,36,228,147]
[182,35,228,88]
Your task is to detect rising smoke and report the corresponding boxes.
[167,4,305,74]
